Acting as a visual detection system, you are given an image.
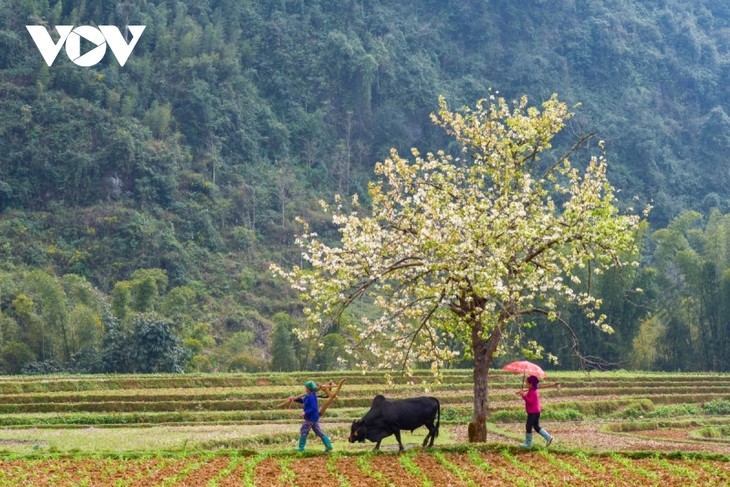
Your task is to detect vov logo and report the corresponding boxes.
[26,25,146,67]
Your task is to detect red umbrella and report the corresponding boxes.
[501,360,546,378]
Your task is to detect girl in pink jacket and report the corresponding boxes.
[518,375,553,447]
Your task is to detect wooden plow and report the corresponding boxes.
[277,379,345,417]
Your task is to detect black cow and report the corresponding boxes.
[348,395,440,451]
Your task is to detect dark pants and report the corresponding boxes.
[525,412,543,433]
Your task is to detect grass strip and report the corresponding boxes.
[432,450,480,487]
[355,451,394,486]
[502,449,558,483]
[111,454,177,487]
[650,456,698,482]
[157,453,212,487]
[609,452,658,481]
[467,447,532,486]
[240,453,267,487]
[574,450,606,474]
[206,452,245,487]
[277,456,296,485]
[398,452,433,487]
[326,453,352,487]
[537,449,587,481]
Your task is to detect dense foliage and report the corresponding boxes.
[1,0,730,373]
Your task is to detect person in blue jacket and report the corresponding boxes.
[289,380,333,452]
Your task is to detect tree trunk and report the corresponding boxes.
[468,320,488,442]
[468,318,503,443]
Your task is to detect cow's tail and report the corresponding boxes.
[434,398,440,438]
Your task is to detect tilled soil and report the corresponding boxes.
[0,425,728,486]
[2,449,726,486]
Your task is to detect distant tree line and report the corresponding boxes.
[4,207,730,373]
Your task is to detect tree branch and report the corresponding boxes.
[541,132,596,179]
[526,307,622,371]
[402,291,447,369]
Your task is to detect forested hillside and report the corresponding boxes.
[1,0,729,374]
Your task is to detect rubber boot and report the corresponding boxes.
[322,435,333,452]
[297,435,307,452]
[538,429,553,447]
[520,433,532,448]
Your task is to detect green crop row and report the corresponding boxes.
[0,397,723,429]
[0,392,704,416]
[0,394,476,414]
[694,425,730,440]
[2,382,730,411]
[490,397,730,423]
[604,415,730,434]
[0,390,728,419]
[0,410,317,427]
[0,370,726,394]
[0,370,478,394]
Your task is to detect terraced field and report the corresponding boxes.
[0,370,727,485]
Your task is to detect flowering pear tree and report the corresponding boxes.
[273,94,645,442]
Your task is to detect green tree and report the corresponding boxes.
[314,333,346,371]
[143,101,173,138]
[130,268,168,312]
[270,321,297,371]
[185,321,216,360]
[0,341,36,374]
[646,209,730,371]
[128,313,188,373]
[161,285,197,332]
[274,94,643,442]
[215,330,266,372]
[111,281,132,323]
[27,270,70,361]
[181,322,216,372]
[62,274,101,311]
[629,314,666,370]
[100,308,132,373]
[68,304,102,357]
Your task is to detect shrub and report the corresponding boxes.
[620,399,655,419]
[696,427,722,439]
[69,346,103,373]
[703,399,730,415]
[545,408,585,421]
[489,409,523,423]
[228,354,267,372]
[491,406,586,423]
[188,354,214,372]
[21,359,66,375]
[129,314,189,373]
[620,406,640,420]
[441,407,471,423]
[648,404,700,418]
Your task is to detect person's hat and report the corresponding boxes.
[304,380,317,391]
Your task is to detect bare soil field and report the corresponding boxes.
[0,448,727,486]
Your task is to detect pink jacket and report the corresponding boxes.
[522,388,541,414]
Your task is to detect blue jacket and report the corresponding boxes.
[296,391,320,422]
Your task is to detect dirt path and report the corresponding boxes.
[467,422,730,455]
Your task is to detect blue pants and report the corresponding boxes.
[300,420,326,439]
